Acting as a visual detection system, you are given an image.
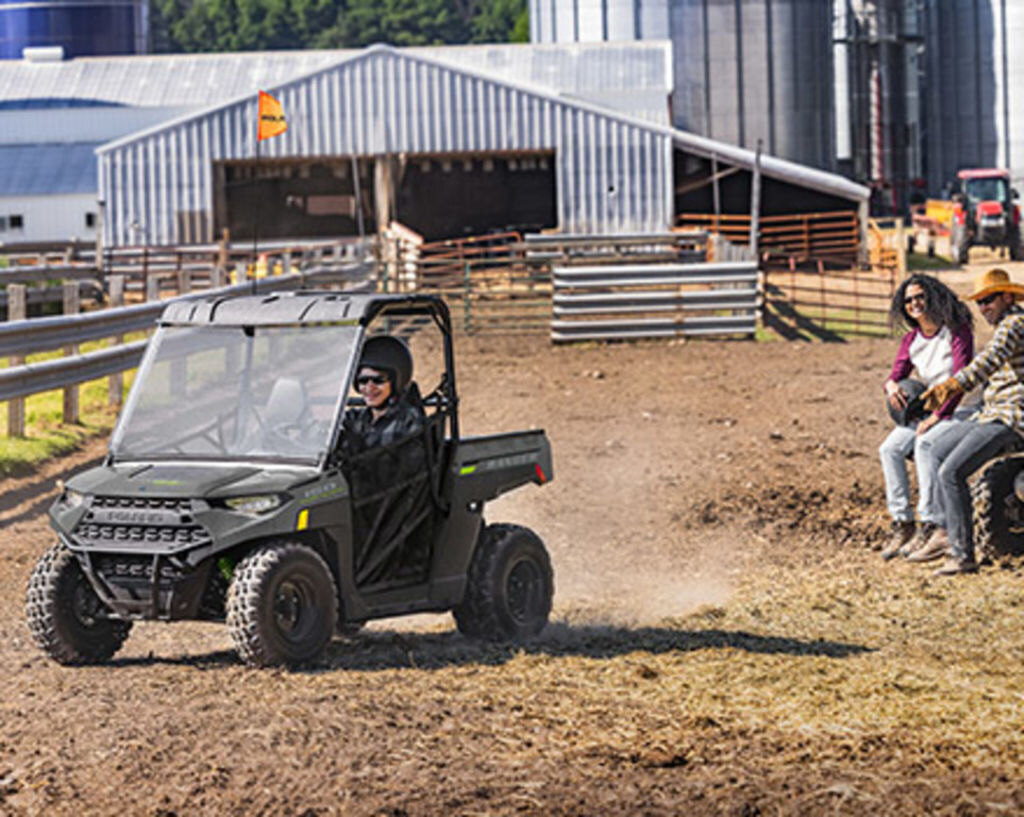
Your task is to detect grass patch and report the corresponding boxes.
[0,334,144,476]
[906,252,955,271]
[0,375,131,477]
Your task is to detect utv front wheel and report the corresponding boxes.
[454,524,553,641]
[972,454,1024,562]
[25,544,132,665]
[226,542,338,668]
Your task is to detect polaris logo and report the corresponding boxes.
[90,508,181,525]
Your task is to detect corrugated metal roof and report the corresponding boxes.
[670,130,870,204]
[0,142,99,194]
[0,41,672,123]
[98,45,675,245]
[96,44,867,247]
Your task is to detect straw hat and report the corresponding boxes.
[967,268,1024,301]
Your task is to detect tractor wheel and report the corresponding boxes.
[226,542,338,668]
[454,524,553,642]
[971,454,1024,563]
[25,544,132,665]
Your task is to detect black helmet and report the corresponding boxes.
[887,377,928,426]
[358,335,413,395]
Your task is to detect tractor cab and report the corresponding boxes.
[950,169,1023,263]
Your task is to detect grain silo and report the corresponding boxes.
[922,0,1024,192]
[531,0,835,171]
[0,0,147,60]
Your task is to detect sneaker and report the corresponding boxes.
[906,527,950,562]
[900,521,937,558]
[881,521,917,560]
[933,555,979,576]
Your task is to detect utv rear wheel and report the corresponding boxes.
[972,454,1024,562]
[25,544,132,665]
[454,524,553,641]
[226,542,338,668]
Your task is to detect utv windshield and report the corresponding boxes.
[110,324,359,464]
[965,176,1008,203]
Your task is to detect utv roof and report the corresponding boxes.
[159,291,451,327]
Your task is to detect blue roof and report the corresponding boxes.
[0,142,98,194]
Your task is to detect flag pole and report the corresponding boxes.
[252,131,260,295]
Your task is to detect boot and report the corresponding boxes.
[906,527,950,562]
[881,521,916,560]
[900,521,937,558]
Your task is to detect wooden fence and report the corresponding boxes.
[762,262,898,340]
[1,238,370,313]
[375,227,721,335]
[677,211,861,266]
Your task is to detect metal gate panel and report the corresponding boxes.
[551,261,758,342]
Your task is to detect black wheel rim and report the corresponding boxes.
[273,578,314,641]
[69,570,103,629]
[506,558,542,625]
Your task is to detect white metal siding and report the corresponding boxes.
[99,47,674,247]
[0,193,97,243]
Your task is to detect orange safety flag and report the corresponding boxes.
[257,90,287,141]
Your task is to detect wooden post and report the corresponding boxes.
[215,228,230,289]
[62,282,80,424]
[6,284,26,437]
[94,200,105,274]
[108,275,125,407]
[711,152,721,222]
[177,267,192,295]
[749,140,763,257]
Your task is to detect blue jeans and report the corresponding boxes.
[932,420,1021,561]
[879,417,969,525]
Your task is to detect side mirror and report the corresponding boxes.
[1013,188,1019,199]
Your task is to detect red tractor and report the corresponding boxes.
[950,168,1023,264]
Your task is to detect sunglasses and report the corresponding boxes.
[904,293,926,306]
[977,293,1000,307]
[356,374,389,387]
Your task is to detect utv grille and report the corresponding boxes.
[73,495,211,550]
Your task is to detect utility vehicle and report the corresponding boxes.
[949,168,1023,264]
[26,293,554,667]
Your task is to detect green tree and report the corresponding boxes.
[151,0,529,53]
[315,0,470,48]
[470,0,526,44]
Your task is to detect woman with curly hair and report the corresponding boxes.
[879,274,974,560]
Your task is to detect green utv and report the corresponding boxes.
[26,293,554,668]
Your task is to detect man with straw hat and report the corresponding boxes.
[921,268,1024,575]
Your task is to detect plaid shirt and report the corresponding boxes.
[954,304,1024,432]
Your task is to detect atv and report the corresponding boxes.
[971,451,1024,564]
[26,292,554,667]
[949,168,1024,264]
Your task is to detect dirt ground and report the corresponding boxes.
[3,262,1024,816]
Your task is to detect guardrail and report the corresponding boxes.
[551,261,759,342]
[1,262,373,426]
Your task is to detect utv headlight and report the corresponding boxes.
[63,488,86,509]
[224,494,285,515]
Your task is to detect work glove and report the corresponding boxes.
[922,376,963,411]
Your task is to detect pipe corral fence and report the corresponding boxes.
[2,226,901,440]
